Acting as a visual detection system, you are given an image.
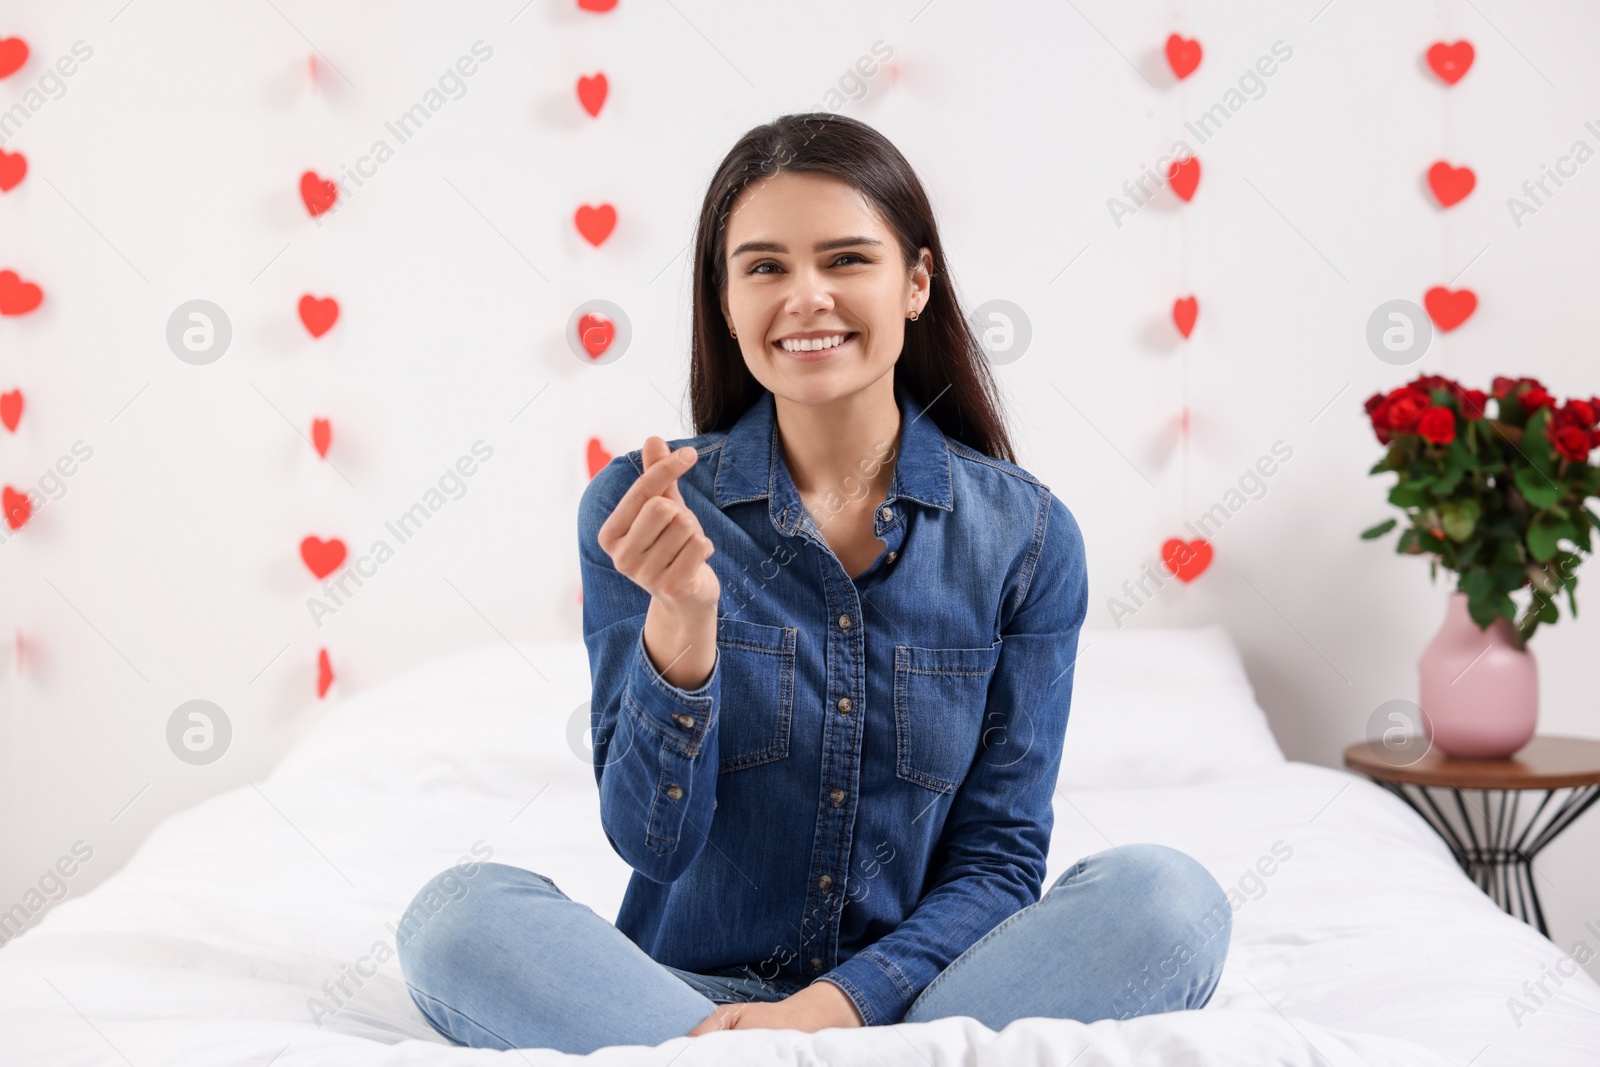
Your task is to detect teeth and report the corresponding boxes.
[778,333,849,352]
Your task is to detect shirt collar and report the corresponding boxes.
[713,378,954,536]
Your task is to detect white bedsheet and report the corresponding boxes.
[3,638,1598,1065]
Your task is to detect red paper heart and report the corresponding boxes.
[1161,538,1213,582]
[1172,296,1199,339]
[0,389,20,432]
[300,536,347,579]
[577,0,618,10]
[1426,40,1474,85]
[1427,161,1475,207]
[1424,286,1477,331]
[0,149,25,192]
[312,417,332,458]
[586,437,613,478]
[2,485,30,530]
[578,312,614,357]
[0,269,42,315]
[298,294,340,338]
[0,39,27,80]
[317,647,335,698]
[577,73,608,117]
[1167,156,1200,201]
[300,170,338,217]
[1165,34,1202,80]
[575,203,617,246]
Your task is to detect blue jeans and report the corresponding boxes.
[396,843,1230,1054]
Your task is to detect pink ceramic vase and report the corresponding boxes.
[1418,591,1538,759]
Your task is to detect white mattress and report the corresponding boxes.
[3,636,1598,1065]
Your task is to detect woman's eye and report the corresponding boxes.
[748,254,867,275]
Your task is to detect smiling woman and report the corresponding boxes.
[396,111,1231,1054]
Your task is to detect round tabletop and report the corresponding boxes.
[1342,736,1600,789]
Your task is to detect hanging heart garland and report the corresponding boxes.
[577,73,608,116]
[586,437,612,478]
[1426,40,1474,85]
[311,417,332,458]
[1167,156,1200,201]
[299,536,347,579]
[298,294,340,338]
[1161,538,1213,582]
[300,170,338,217]
[1427,161,1475,207]
[317,647,335,698]
[1172,296,1199,339]
[1424,286,1477,331]
[1165,34,1202,80]
[575,203,617,246]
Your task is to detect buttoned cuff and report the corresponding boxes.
[623,626,719,757]
[814,949,916,1027]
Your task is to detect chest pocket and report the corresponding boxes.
[893,640,1004,794]
[714,616,797,773]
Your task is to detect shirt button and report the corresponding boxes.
[670,713,694,729]
[818,874,832,891]
[838,614,851,630]
[665,784,683,800]
[810,957,823,971]
[836,696,852,715]
[830,787,845,806]
[880,507,893,521]
[886,550,897,562]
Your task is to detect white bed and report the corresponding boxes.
[4,624,1598,1065]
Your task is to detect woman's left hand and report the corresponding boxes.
[686,980,865,1035]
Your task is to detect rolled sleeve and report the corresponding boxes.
[817,488,1090,1026]
[624,624,718,748]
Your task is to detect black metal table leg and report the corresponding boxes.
[1370,780,1600,938]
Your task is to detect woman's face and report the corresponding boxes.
[720,170,931,405]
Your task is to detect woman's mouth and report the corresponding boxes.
[773,332,857,361]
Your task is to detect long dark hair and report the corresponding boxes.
[688,111,1016,465]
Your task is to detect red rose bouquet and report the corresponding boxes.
[1362,374,1600,648]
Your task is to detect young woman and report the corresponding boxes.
[397,112,1232,1054]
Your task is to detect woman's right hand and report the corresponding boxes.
[596,435,720,616]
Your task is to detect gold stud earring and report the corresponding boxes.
[908,309,919,321]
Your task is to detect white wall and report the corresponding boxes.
[2,0,1598,983]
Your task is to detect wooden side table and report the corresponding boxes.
[1343,736,1600,938]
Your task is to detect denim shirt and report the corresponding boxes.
[576,378,1089,1027]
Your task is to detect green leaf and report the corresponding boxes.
[1440,499,1480,542]
[1585,506,1600,532]
[1467,591,1499,629]
[1514,466,1563,509]
[1538,596,1560,624]
[1525,409,1558,476]
[1360,518,1398,540]
[1492,562,1527,590]
[1527,518,1577,563]
[1498,592,1519,622]
[1463,566,1493,601]
[1573,518,1593,554]
[1389,482,1431,508]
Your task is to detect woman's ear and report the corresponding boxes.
[909,247,933,304]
